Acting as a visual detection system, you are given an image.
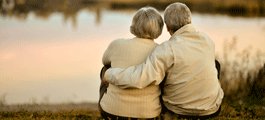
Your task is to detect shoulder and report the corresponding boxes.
[198,32,211,40]
[109,38,127,45]
[151,40,174,58]
[198,32,215,47]
[159,40,171,48]
[107,38,130,48]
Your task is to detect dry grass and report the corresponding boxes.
[0,102,265,119]
[218,38,265,101]
[214,38,265,119]
[0,103,101,120]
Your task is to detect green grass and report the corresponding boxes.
[0,110,100,120]
[0,102,264,120]
[0,103,101,120]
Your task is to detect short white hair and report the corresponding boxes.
[130,7,164,39]
[164,2,192,33]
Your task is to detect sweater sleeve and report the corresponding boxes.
[104,42,174,89]
[102,41,117,66]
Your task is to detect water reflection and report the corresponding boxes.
[0,0,265,104]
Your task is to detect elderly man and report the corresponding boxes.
[104,2,224,119]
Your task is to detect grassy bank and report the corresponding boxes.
[0,103,101,120]
[0,101,265,119]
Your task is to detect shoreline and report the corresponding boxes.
[0,102,98,112]
[0,102,101,119]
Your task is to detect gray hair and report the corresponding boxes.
[164,2,192,33]
[130,7,164,39]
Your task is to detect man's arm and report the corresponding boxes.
[104,42,174,89]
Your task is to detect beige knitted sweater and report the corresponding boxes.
[100,37,161,118]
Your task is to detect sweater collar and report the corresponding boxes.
[171,24,196,37]
[133,37,155,43]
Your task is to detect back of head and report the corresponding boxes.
[130,7,164,39]
[164,2,192,34]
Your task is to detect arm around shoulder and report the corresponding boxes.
[104,42,174,89]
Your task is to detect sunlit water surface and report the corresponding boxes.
[0,9,265,104]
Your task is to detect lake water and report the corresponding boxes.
[1,8,265,104]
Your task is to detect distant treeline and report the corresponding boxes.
[1,0,265,20]
[110,0,265,17]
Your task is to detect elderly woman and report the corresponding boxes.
[99,7,164,119]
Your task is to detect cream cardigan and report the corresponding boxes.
[100,37,161,118]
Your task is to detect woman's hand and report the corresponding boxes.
[100,65,111,84]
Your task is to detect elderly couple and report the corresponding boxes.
[99,2,224,120]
